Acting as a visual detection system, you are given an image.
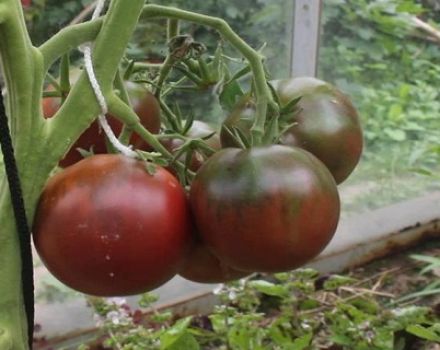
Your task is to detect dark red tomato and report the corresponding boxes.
[273,77,363,184]
[179,239,250,283]
[33,154,192,296]
[190,145,340,273]
[21,0,31,6]
[161,120,221,172]
[43,82,161,167]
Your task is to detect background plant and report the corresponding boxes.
[81,261,440,350]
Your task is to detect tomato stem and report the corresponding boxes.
[167,18,180,40]
[154,54,177,98]
[43,0,146,168]
[107,94,188,173]
[141,4,278,146]
[59,53,71,103]
[39,19,103,72]
[114,69,134,145]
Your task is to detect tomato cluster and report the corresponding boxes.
[33,77,362,296]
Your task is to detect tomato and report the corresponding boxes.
[43,81,161,167]
[32,154,192,296]
[190,145,340,273]
[179,238,250,284]
[273,77,363,184]
[161,120,221,171]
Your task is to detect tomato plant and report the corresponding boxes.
[0,0,351,346]
[161,120,221,172]
[274,77,363,184]
[190,145,340,272]
[32,154,192,296]
[43,82,161,167]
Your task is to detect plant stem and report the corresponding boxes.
[39,19,103,72]
[141,4,277,145]
[167,18,180,40]
[0,1,47,347]
[154,54,176,98]
[114,70,133,145]
[43,0,146,168]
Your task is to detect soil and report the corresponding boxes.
[347,238,440,308]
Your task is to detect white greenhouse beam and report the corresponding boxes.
[290,0,322,77]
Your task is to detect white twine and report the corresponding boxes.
[81,0,137,158]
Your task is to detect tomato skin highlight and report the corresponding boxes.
[190,145,340,273]
[274,77,363,184]
[33,154,192,296]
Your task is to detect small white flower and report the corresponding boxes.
[106,310,121,325]
[107,297,127,306]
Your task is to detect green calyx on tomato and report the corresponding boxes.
[220,96,255,149]
[33,154,192,296]
[161,120,221,173]
[190,144,340,273]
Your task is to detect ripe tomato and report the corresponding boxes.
[43,81,161,167]
[33,154,192,296]
[273,77,363,184]
[179,238,250,284]
[161,120,221,172]
[190,145,340,273]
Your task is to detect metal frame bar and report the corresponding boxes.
[290,0,323,77]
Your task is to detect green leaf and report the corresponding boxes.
[406,324,440,342]
[323,275,356,290]
[219,79,244,112]
[384,128,406,142]
[248,280,288,297]
[388,104,403,121]
[167,332,200,350]
[160,317,193,349]
[290,332,313,350]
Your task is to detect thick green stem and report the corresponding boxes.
[114,70,133,145]
[167,19,180,40]
[108,94,174,160]
[39,19,103,72]
[43,0,145,168]
[0,172,26,350]
[0,165,50,350]
[141,4,277,145]
[154,54,176,98]
[0,1,48,347]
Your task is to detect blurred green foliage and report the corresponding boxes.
[320,0,440,159]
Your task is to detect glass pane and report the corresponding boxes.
[319,0,440,218]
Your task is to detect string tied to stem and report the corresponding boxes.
[80,0,137,159]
